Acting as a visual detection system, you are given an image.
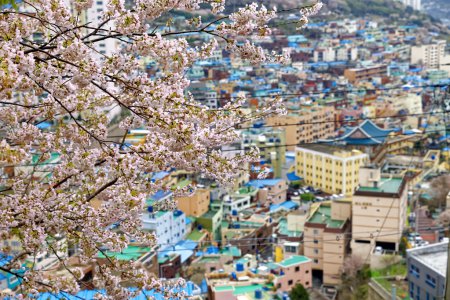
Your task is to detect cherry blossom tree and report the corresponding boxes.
[0,0,322,298]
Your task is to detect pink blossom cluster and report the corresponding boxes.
[0,0,321,298]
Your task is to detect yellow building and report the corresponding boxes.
[265,105,335,151]
[295,145,369,196]
[175,180,210,217]
[304,201,351,285]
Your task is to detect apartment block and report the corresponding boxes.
[351,167,408,257]
[141,209,186,247]
[411,40,446,69]
[344,65,388,83]
[295,145,369,196]
[265,105,335,151]
[246,179,288,204]
[241,128,286,178]
[175,180,210,217]
[304,201,351,285]
[406,242,446,300]
[273,256,313,292]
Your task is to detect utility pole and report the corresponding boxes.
[443,86,450,300]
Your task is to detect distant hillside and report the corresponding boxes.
[422,0,450,26]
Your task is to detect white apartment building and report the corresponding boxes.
[141,209,186,247]
[411,40,446,69]
[222,194,252,215]
[398,0,421,10]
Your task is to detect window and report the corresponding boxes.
[410,265,420,278]
[314,249,319,254]
[288,280,293,286]
[313,239,319,244]
[313,259,318,264]
[313,229,319,235]
[426,274,436,288]
[410,282,414,298]
[295,266,300,272]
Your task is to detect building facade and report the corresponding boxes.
[344,65,388,83]
[351,167,408,257]
[406,242,446,300]
[304,201,351,285]
[265,105,335,151]
[411,40,446,69]
[295,144,369,196]
[176,183,210,217]
[142,210,186,247]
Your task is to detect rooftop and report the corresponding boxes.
[296,144,350,155]
[407,242,448,276]
[97,245,152,261]
[307,205,345,229]
[199,209,221,219]
[174,179,191,189]
[246,179,283,188]
[187,229,206,241]
[278,218,302,237]
[277,255,311,268]
[237,186,259,196]
[358,177,403,194]
[220,246,241,257]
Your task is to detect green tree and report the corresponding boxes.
[289,283,309,300]
[300,193,315,202]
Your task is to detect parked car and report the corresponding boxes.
[374,246,383,255]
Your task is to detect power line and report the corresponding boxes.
[0,128,445,169]
[189,83,448,103]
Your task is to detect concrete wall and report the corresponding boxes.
[276,261,312,292]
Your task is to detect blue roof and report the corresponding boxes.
[246,179,283,188]
[12,284,195,300]
[270,201,299,212]
[158,240,198,263]
[329,120,395,145]
[0,253,12,267]
[149,190,172,202]
[151,171,169,181]
[286,172,302,182]
[177,240,198,251]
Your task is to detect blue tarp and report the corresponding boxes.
[36,122,52,130]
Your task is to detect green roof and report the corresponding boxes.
[187,229,205,241]
[237,186,259,196]
[214,284,269,295]
[233,284,265,295]
[31,152,60,165]
[308,206,344,228]
[220,246,241,257]
[278,218,302,237]
[215,286,234,292]
[198,256,221,263]
[174,179,191,189]
[97,245,151,261]
[278,255,310,267]
[358,177,403,194]
[200,209,220,219]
